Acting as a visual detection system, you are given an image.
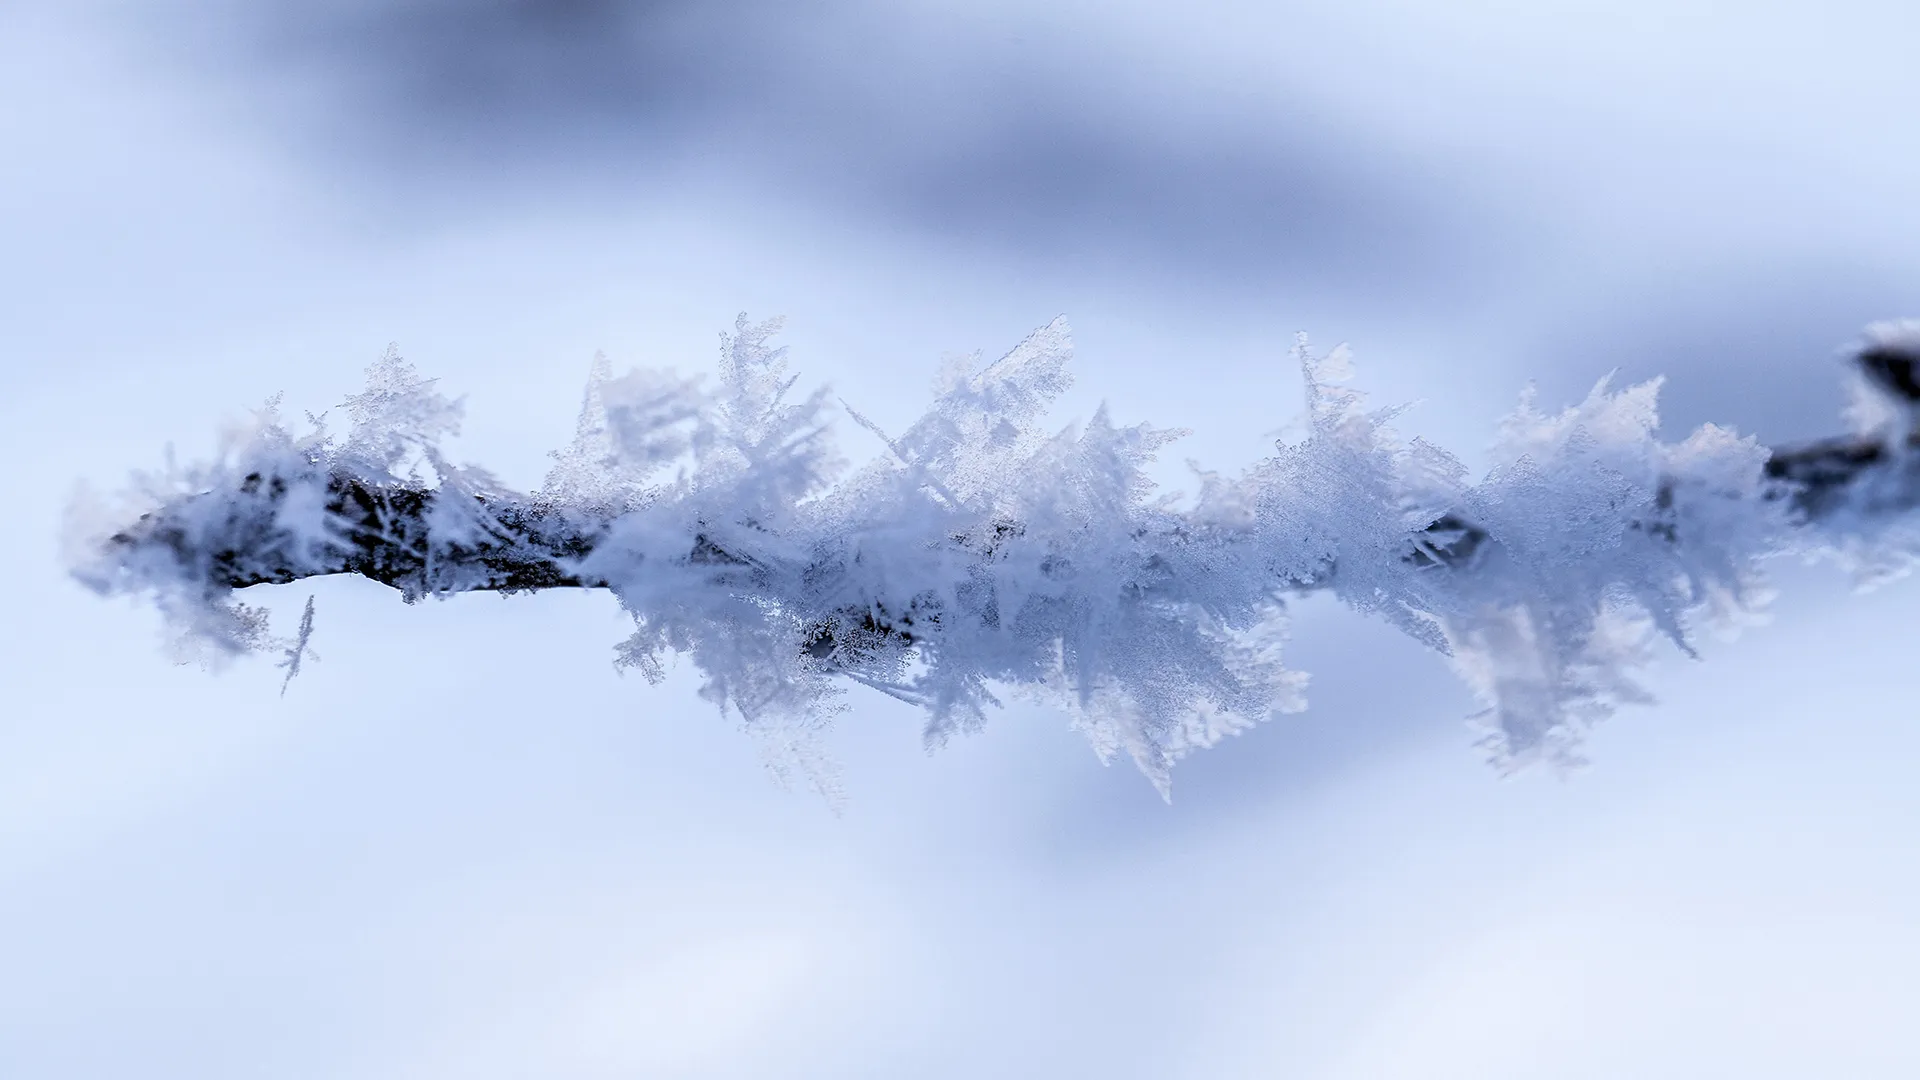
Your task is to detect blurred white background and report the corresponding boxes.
[3,2,1918,1076]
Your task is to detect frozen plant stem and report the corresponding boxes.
[102,423,1920,599]
[70,318,1920,792]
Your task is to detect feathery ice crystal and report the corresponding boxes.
[70,316,1920,794]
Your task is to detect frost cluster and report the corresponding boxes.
[70,315,1920,793]
[1813,319,1920,585]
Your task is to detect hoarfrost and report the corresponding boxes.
[70,315,1920,793]
[1810,319,1920,586]
[277,595,318,697]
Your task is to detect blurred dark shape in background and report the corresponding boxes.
[157,0,1493,302]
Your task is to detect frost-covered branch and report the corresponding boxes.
[69,317,1920,794]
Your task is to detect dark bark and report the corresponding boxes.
[114,472,606,596]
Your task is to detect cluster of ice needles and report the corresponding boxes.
[69,316,1920,796]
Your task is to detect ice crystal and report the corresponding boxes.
[71,314,1920,793]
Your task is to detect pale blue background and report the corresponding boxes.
[4,2,1919,1076]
